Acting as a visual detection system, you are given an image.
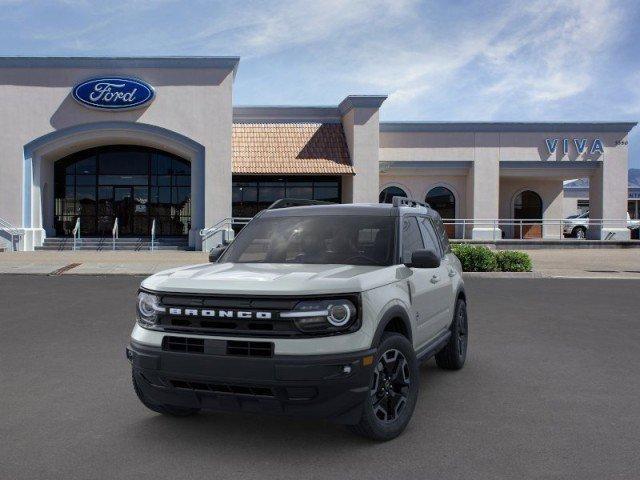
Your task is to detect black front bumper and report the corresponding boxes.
[127,340,376,424]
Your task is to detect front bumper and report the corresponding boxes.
[127,340,376,424]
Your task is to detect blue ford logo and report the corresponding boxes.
[72,77,155,110]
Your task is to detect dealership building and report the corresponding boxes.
[0,56,636,250]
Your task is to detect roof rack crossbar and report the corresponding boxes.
[266,198,333,210]
[391,196,431,209]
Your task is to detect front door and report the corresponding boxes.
[401,216,451,346]
[112,187,149,236]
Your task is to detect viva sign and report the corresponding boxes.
[545,137,604,156]
[72,77,155,110]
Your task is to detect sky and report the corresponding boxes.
[1,0,639,168]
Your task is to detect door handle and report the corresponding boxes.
[430,275,440,284]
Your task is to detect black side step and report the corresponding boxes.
[416,330,451,363]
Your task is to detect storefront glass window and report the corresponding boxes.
[232,176,341,218]
[54,146,190,237]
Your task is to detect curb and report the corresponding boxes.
[462,271,537,278]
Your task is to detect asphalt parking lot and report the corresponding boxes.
[1,275,639,480]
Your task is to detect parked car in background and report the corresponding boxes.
[563,211,589,239]
[564,211,639,239]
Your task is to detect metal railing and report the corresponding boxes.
[440,218,637,241]
[200,217,252,251]
[72,218,81,251]
[0,217,24,252]
[112,218,119,251]
[150,218,156,252]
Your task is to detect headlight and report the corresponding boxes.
[281,298,358,334]
[136,291,165,328]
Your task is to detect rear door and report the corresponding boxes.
[401,216,447,346]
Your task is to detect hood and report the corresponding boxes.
[141,262,403,295]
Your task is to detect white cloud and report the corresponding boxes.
[335,0,624,118]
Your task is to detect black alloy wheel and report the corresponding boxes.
[371,349,411,423]
[348,332,419,441]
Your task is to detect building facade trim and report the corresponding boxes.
[0,56,240,74]
[381,122,637,133]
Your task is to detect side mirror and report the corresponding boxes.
[406,249,440,268]
[209,246,226,263]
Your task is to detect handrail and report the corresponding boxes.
[112,218,119,251]
[72,218,81,251]
[439,218,637,241]
[0,216,24,252]
[150,218,156,252]
[200,217,252,242]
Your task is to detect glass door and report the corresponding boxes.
[114,187,134,236]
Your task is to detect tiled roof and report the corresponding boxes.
[232,123,354,175]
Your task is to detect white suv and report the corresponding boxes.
[127,198,467,440]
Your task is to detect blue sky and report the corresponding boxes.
[1,0,639,168]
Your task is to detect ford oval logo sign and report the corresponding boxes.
[72,77,155,110]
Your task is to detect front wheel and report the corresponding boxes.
[348,333,419,441]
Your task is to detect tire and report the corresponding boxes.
[132,371,200,417]
[573,227,586,239]
[435,299,468,370]
[348,333,419,441]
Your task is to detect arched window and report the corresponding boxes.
[514,190,542,220]
[514,190,543,238]
[426,186,455,219]
[379,186,407,204]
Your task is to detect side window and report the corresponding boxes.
[418,217,443,258]
[431,218,451,253]
[401,217,424,264]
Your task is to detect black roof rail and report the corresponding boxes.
[266,198,334,210]
[391,196,431,209]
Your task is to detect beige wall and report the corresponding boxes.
[0,61,235,249]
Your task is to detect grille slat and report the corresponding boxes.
[169,379,275,397]
[226,340,274,358]
[162,336,204,353]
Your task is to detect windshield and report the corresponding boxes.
[221,215,397,266]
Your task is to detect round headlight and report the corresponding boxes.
[136,292,164,327]
[283,298,357,333]
[327,303,351,326]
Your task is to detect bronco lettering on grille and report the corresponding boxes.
[167,308,273,319]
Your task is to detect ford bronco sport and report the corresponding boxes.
[127,197,468,440]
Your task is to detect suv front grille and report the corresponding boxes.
[152,293,360,338]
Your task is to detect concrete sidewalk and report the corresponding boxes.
[0,251,208,275]
[0,249,639,278]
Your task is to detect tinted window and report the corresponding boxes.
[431,218,451,253]
[222,215,396,266]
[418,217,442,257]
[401,217,424,264]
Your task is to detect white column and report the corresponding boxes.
[588,139,630,240]
[471,133,501,240]
[340,96,386,203]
